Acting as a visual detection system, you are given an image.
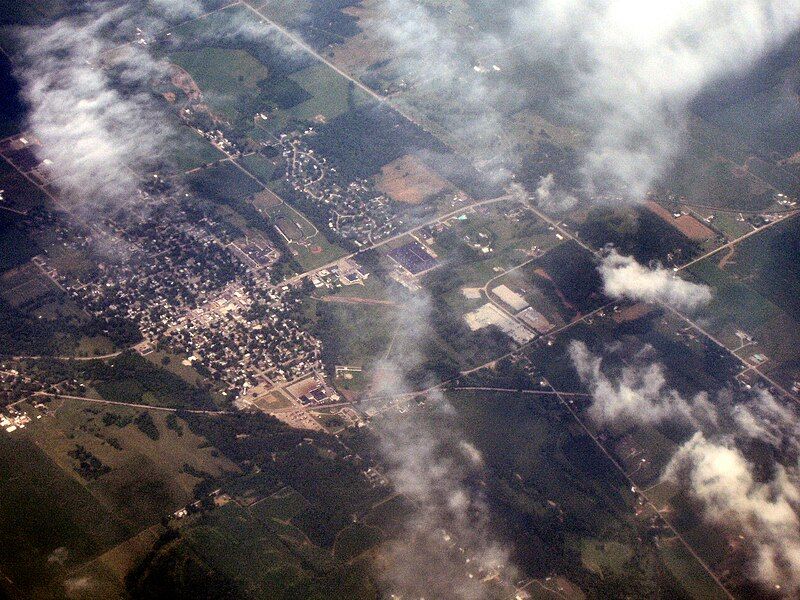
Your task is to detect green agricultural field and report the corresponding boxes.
[0,265,58,308]
[659,542,730,600]
[0,432,132,597]
[0,0,68,25]
[21,402,237,529]
[169,47,270,121]
[333,523,383,562]
[225,470,283,506]
[720,216,800,322]
[0,170,49,213]
[688,253,800,381]
[66,525,164,600]
[361,493,415,538]
[688,258,784,337]
[167,126,226,173]
[289,63,366,122]
[684,217,800,389]
[129,502,378,599]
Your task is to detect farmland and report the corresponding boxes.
[687,215,800,388]
[0,397,236,598]
[0,0,798,598]
[448,388,726,599]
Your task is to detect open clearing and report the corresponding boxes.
[376,154,451,205]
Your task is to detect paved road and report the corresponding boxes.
[240,0,441,140]
[677,210,798,272]
[448,386,589,396]
[275,193,513,288]
[3,351,124,362]
[31,391,234,414]
[518,194,800,402]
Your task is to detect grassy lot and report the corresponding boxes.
[238,152,279,182]
[35,229,98,280]
[333,367,369,394]
[579,538,634,577]
[293,235,349,271]
[75,335,117,357]
[168,126,226,173]
[311,298,395,369]
[187,161,264,204]
[705,211,753,239]
[250,486,309,522]
[322,274,393,301]
[90,352,219,410]
[143,350,209,387]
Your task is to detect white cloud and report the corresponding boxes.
[15,3,178,213]
[367,293,515,598]
[534,173,577,212]
[376,0,800,199]
[149,0,202,21]
[731,389,800,453]
[369,0,518,177]
[14,0,301,214]
[569,335,800,592]
[513,0,800,198]
[568,340,717,428]
[665,432,800,594]
[598,250,712,310]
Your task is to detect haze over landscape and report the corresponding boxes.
[1,1,800,599]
